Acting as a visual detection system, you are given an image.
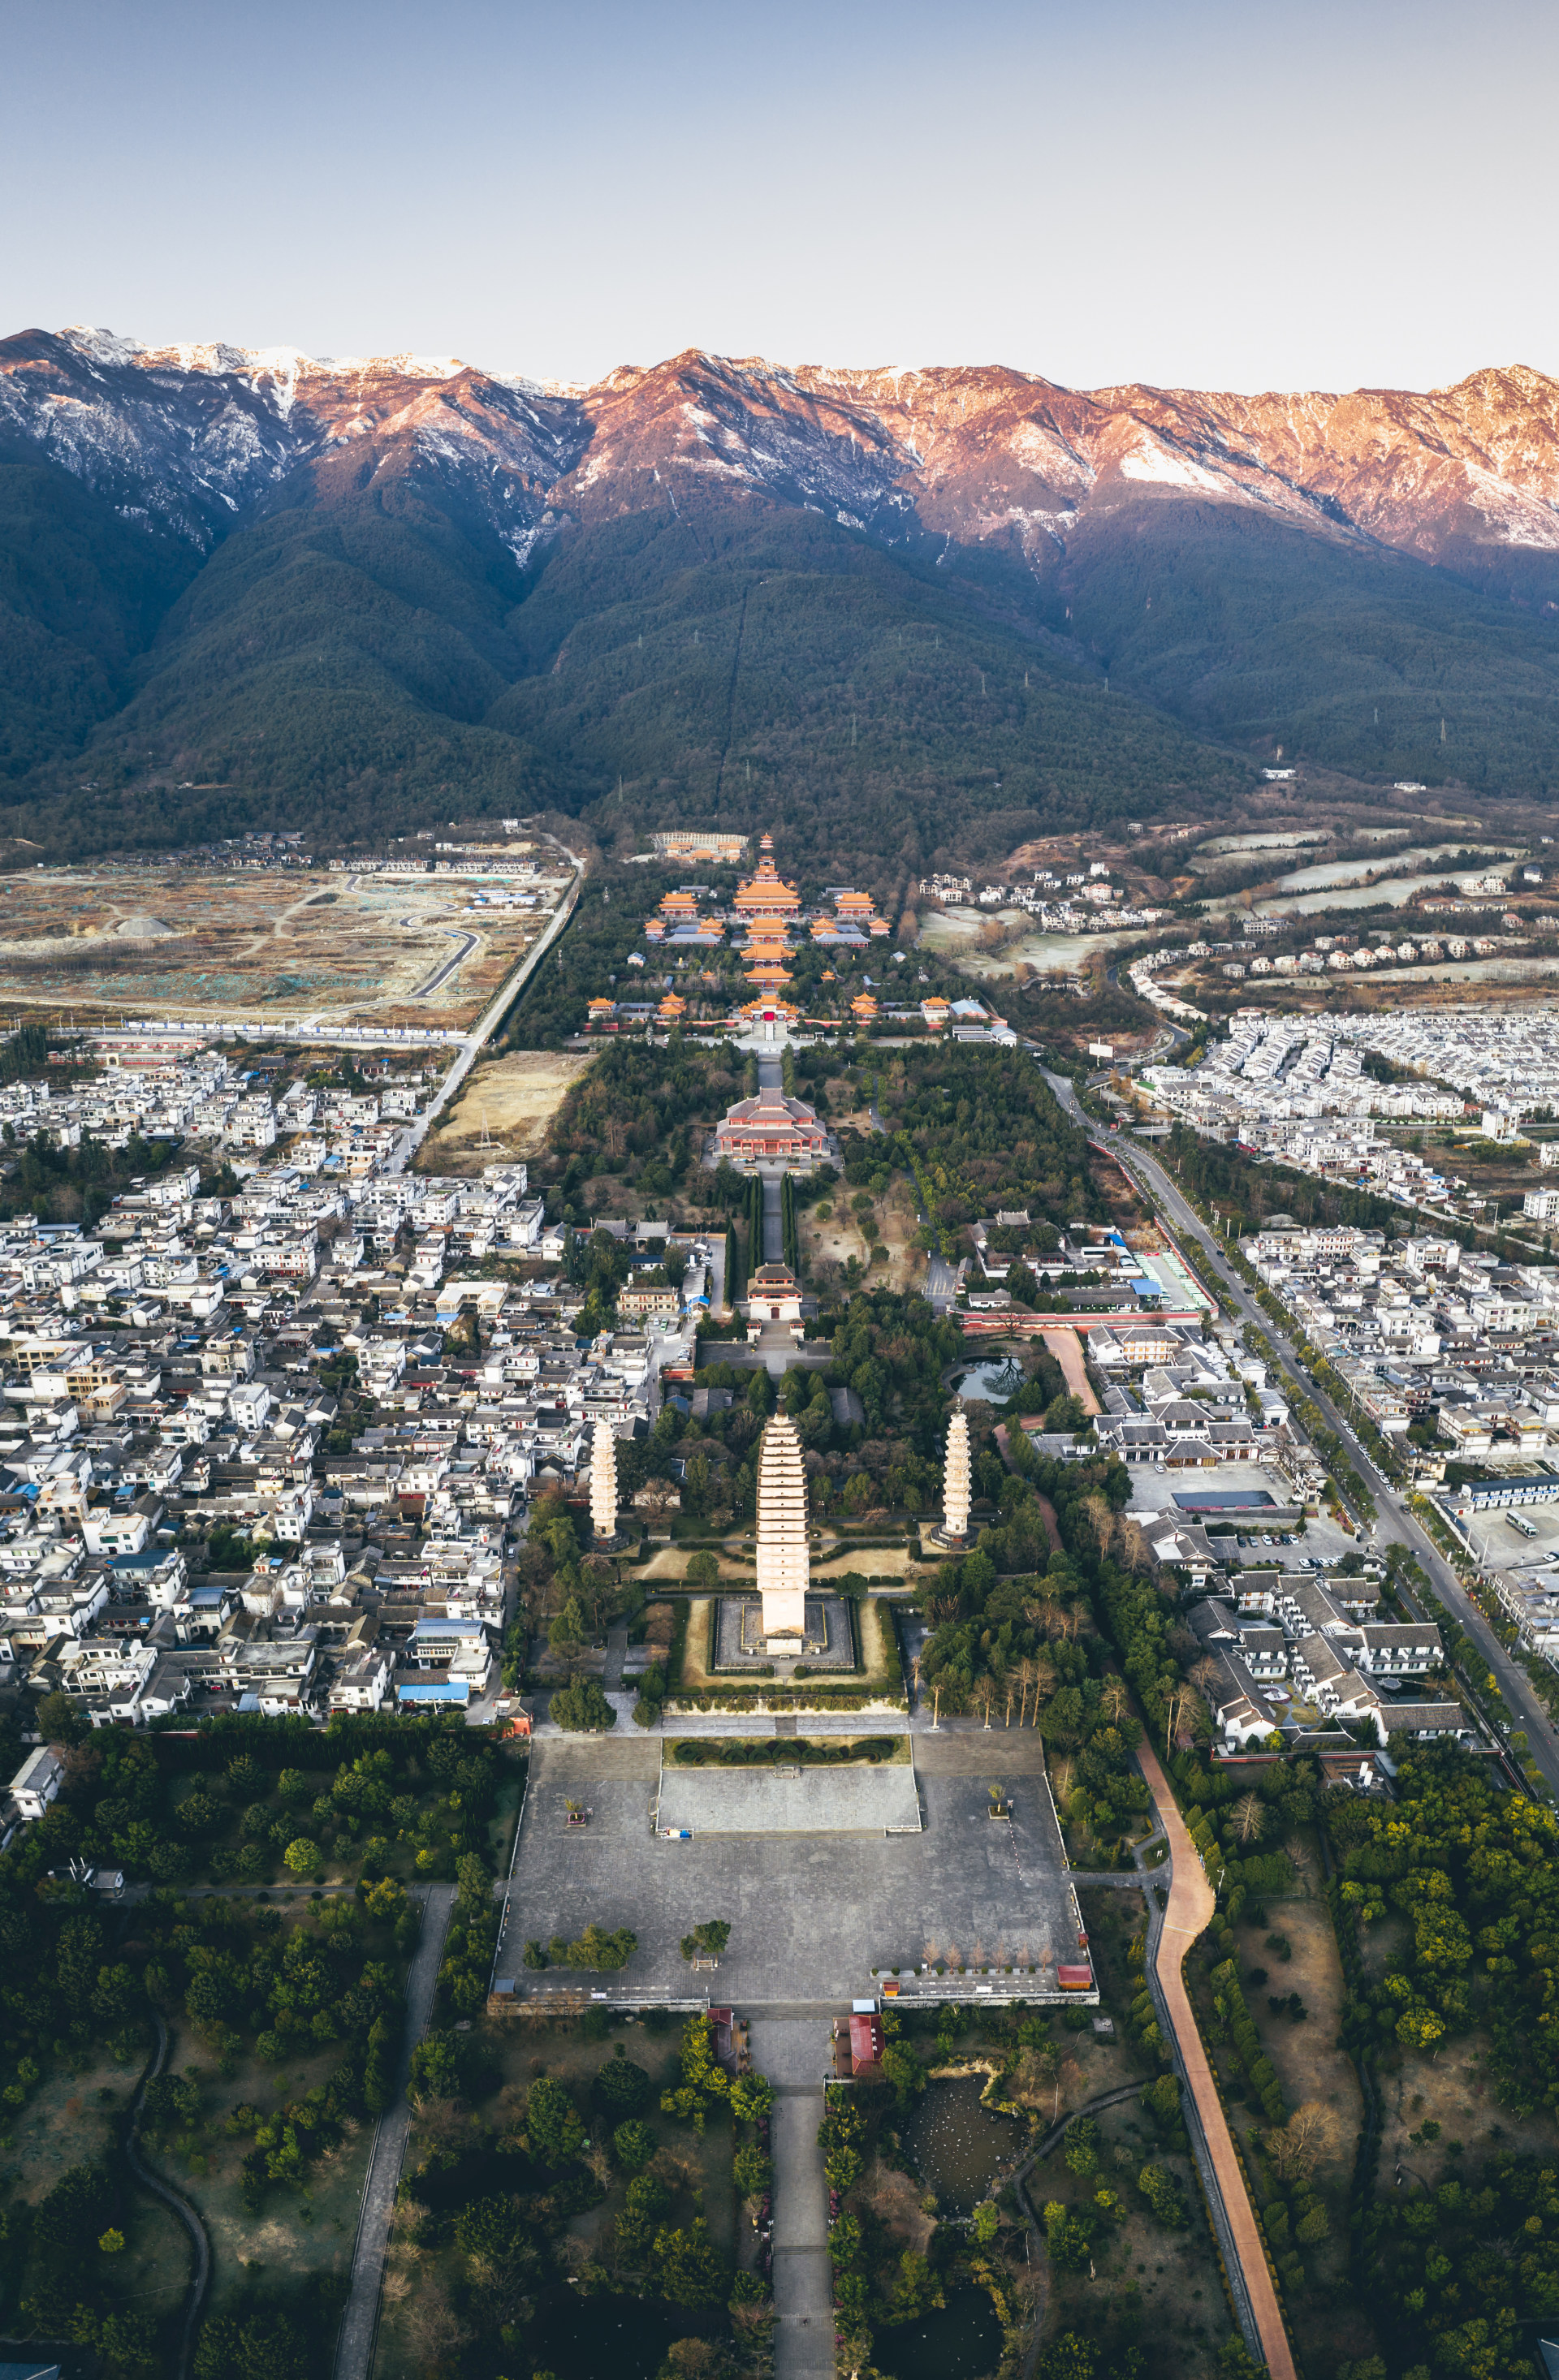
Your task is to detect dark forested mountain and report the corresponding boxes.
[6,326,1559,864]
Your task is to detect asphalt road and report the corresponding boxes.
[925,1252,961,1308]
[1108,1128,1559,1797]
[750,2020,834,2380]
[409,926,480,998]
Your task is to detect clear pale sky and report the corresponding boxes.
[2,0,1550,394]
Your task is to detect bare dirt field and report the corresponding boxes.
[801,1173,922,1295]
[1037,1327,1099,1413]
[0,861,568,1028]
[417,1047,598,1172]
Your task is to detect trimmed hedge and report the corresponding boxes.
[1211,1957,1288,2126]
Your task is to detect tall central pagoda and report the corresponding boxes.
[755,1411,810,1645]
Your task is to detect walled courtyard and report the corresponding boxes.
[495,1735,1082,2008]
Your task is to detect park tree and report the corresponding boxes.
[551,1677,616,1731]
[1136,2164,1189,2227]
[730,2072,775,2123]
[661,2014,730,2132]
[679,1917,732,1963]
[594,2054,651,2115]
[882,2040,926,2110]
[1063,2116,1099,2176]
[1039,2339,1099,2380]
[654,2218,731,2309]
[548,1596,588,1658]
[1042,2200,1094,2273]
[733,2143,773,2197]
[1263,2103,1336,2185]
[615,2170,672,2261]
[409,2031,467,2106]
[613,2118,657,2171]
[1230,1792,1266,1844]
[35,1689,89,1747]
[526,2075,586,2167]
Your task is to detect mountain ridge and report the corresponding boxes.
[6,325,1559,864]
[10,327,1559,591]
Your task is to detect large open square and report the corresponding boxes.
[495,1734,1081,2007]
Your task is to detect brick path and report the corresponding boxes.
[1137,1739,1297,2380]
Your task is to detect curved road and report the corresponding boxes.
[408,926,480,999]
[127,2012,210,2380]
[1138,1740,1297,2380]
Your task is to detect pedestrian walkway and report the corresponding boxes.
[334,1882,458,2380]
[603,1623,628,1691]
[749,2018,834,2380]
[127,2013,209,2380]
[1137,1740,1297,2380]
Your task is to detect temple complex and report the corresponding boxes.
[583,826,988,1041]
[733,834,802,922]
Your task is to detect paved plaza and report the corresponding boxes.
[655,1757,922,1836]
[496,1736,1078,2006]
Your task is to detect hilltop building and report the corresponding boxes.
[734,835,802,922]
[650,830,748,861]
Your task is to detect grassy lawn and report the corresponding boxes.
[146,2007,376,2329]
[1027,2088,1229,2377]
[0,2046,191,2360]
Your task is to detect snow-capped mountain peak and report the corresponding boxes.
[11,327,1559,601]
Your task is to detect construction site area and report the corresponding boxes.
[0,860,572,1030]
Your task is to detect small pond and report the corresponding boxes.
[902,2075,1023,2215]
[958,1358,1024,1405]
[875,2289,1005,2380]
[526,2291,719,2380]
